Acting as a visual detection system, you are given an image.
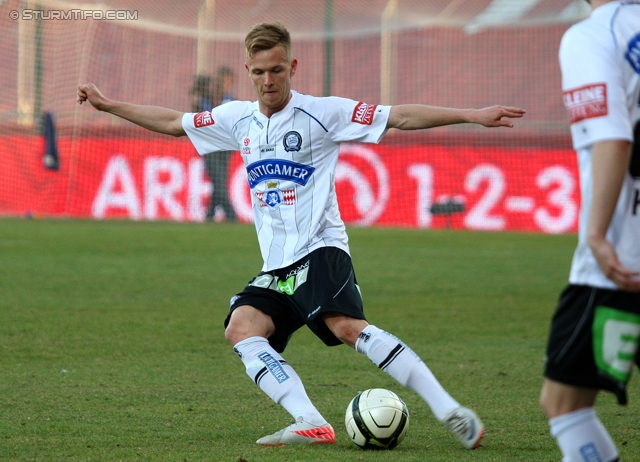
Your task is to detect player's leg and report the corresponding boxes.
[224,304,276,343]
[225,298,334,445]
[540,379,598,418]
[540,380,619,462]
[294,248,483,449]
[541,285,640,462]
[323,313,484,449]
[324,313,461,419]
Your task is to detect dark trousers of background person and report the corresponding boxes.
[205,152,236,222]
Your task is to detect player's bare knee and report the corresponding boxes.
[539,380,598,419]
[539,382,562,418]
[539,394,553,418]
[540,396,571,420]
[323,314,368,347]
[224,316,247,345]
[224,323,242,345]
[225,305,275,346]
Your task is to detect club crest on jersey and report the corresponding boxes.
[246,158,315,189]
[351,102,377,125]
[194,111,215,128]
[283,131,302,152]
[255,182,296,210]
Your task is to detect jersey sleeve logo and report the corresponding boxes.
[626,33,640,74]
[563,83,607,124]
[351,102,378,125]
[194,111,215,128]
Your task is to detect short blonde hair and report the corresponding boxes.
[245,22,292,61]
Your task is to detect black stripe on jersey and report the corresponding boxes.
[253,360,289,385]
[293,107,329,132]
[378,344,405,371]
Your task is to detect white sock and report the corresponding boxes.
[355,324,459,420]
[233,337,326,426]
[549,408,619,462]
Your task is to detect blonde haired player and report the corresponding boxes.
[78,22,524,448]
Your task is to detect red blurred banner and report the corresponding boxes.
[1,136,579,233]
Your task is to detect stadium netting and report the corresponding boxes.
[0,0,591,232]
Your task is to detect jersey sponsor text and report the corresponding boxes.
[246,159,315,188]
[351,102,377,125]
[563,84,608,124]
[258,351,290,383]
[194,111,215,128]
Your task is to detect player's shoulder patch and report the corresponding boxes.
[194,111,215,128]
[351,102,377,125]
[625,32,640,74]
[563,83,608,124]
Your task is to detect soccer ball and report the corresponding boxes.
[345,388,410,449]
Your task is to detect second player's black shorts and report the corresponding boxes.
[544,284,640,405]
[225,246,366,353]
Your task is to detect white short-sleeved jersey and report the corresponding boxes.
[559,1,640,289]
[183,90,391,271]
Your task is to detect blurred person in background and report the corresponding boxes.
[204,66,237,222]
[190,74,215,113]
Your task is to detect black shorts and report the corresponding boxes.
[224,247,366,353]
[544,284,640,405]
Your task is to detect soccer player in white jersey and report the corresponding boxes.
[539,1,640,461]
[77,22,525,449]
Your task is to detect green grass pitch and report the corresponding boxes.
[1,218,638,461]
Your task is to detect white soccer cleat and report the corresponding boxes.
[256,419,336,446]
[442,407,485,450]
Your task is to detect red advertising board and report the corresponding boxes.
[1,136,579,233]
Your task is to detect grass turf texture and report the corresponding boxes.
[1,218,638,462]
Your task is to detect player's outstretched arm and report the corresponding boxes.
[76,83,186,137]
[387,104,526,130]
[587,139,640,292]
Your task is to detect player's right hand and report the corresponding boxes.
[76,83,106,110]
[473,105,526,128]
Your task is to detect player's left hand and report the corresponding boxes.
[589,237,640,292]
[472,105,526,128]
